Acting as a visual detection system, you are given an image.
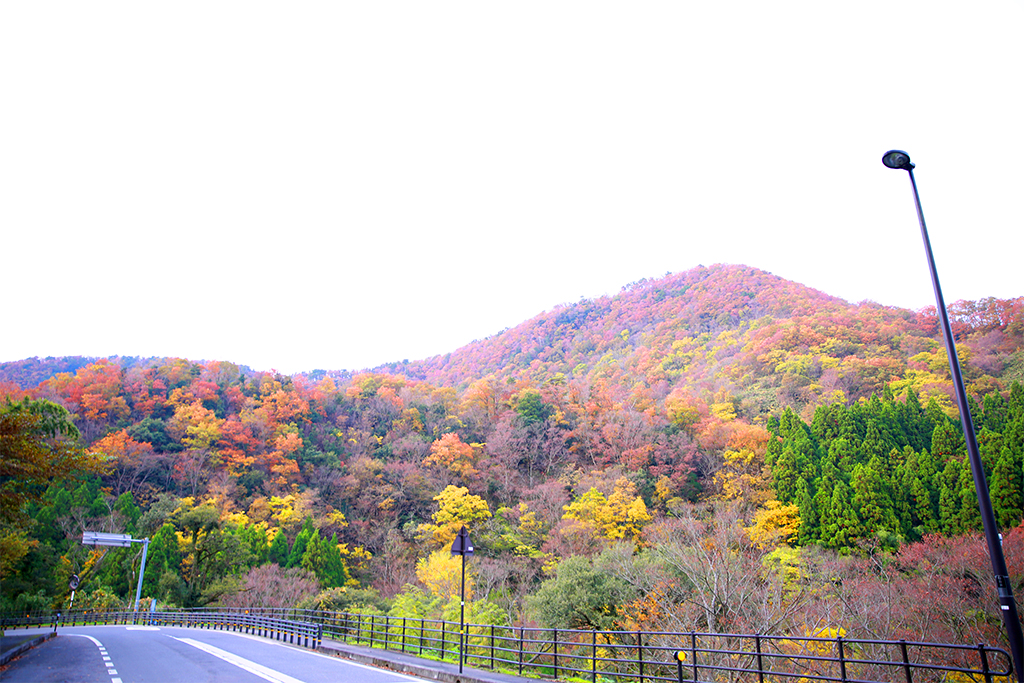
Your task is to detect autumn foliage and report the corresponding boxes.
[2,264,1023,648]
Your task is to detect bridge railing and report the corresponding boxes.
[0,609,321,649]
[2,607,1012,683]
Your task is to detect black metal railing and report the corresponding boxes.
[0,609,322,649]
[2,607,1012,683]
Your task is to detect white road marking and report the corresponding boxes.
[66,634,121,683]
[206,631,425,681]
[175,638,307,683]
[218,631,423,680]
[67,633,103,647]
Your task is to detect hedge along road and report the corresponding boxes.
[1,625,434,683]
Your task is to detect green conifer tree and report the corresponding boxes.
[285,519,314,568]
[268,529,290,566]
[957,462,982,532]
[851,458,899,535]
[898,388,931,453]
[300,529,326,578]
[795,478,818,545]
[823,480,861,550]
[990,447,1023,529]
[983,392,1010,433]
[938,459,963,534]
[1008,382,1024,420]
[932,422,966,462]
[322,533,351,588]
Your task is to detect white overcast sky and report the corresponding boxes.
[2,2,1022,375]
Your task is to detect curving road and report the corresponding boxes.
[2,625,431,683]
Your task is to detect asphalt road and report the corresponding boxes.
[2,625,433,683]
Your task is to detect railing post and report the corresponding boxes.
[837,636,848,683]
[441,620,447,659]
[690,632,698,683]
[519,626,525,676]
[491,624,495,670]
[755,634,765,683]
[979,643,993,683]
[592,630,597,683]
[638,631,645,683]
[553,627,559,679]
[899,639,913,683]
[402,617,407,652]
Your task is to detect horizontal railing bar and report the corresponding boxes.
[3,608,1010,682]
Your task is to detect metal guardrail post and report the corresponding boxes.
[837,636,848,683]
[553,627,559,679]
[592,630,598,683]
[755,634,765,683]
[638,630,644,683]
[979,643,993,683]
[899,639,912,683]
[690,632,698,683]
[519,626,524,676]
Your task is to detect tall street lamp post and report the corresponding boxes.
[882,150,1024,677]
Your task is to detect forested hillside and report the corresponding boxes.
[3,264,1024,647]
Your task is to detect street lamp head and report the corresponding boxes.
[882,150,914,171]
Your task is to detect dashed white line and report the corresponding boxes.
[66,634,121,683]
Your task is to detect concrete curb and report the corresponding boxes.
[0,631,55,666]
[317,641,540,683]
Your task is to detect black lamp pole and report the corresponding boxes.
[882,150,1024,678]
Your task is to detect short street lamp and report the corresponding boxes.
[882,150,1024,677]
[82,531,151,611]
[450,525,474,674]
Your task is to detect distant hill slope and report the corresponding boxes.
[0,356,100,390]
[380,263,1023,416]
[4,264,1021,419]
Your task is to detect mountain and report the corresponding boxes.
[3,263,1024,632]
[4,264,1023,420]
[379,263,1023,418]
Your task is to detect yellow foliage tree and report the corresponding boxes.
[416,549,473,600]
[664,389,704,434]
[562,478,651,544]
[714,448,772,505]
[745,499,801,549]
[418,485,491,548]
